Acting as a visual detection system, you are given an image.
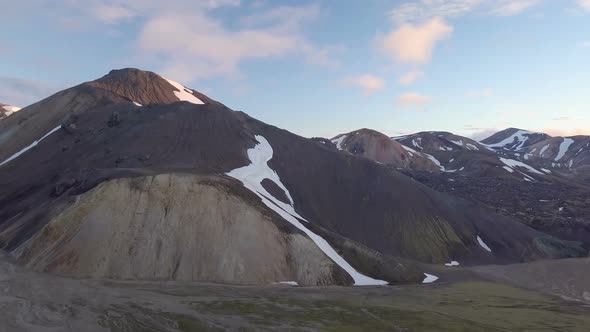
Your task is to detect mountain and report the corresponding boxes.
[514,136,590,176]
[0,103,21,120]
[394,131,490,153]
[394,131,517,178]
[330,129,440,171]
[0,69,585,287]
[481,128,550,151]
[480,128,590,182]
[330,129,551,182]
[328,128,590,248]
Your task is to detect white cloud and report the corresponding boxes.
[490,0,540,16]
[344,74,386,95]
[390,0,541,23]
[397,92,432,106]
[399,70,424,85]
[379,18,453,64]
[390,0,483,23]
[93,4,138,24]
[20,1,333,83]
[138,5,330,82]
[578,0,590,11]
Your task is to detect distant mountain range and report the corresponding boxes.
[330,127,590,248]
[0,68,587,287]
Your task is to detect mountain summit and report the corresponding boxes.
[88,68,214,106]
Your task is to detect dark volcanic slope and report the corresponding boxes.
[401,169,590,248]
[0,69,585,285]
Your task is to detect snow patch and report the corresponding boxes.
[278,281,298,286]
[412,137,423,150]
[133,101,142,106]
[450,139,464,147]
[466,143,479,151]
[499,157,543,175]
[0,125,62,167]
[424,153,445,171]
[477,236,492,252]
[555,138,574,161]
[422,273,439,283]
[541,168,551,174]
[164,78,204,105]
[401,145,417,154]
[331,135,347,150]
[227,135,387,286]
[444,261,460,267]
[502,166,514,173]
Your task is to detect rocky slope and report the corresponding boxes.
[0,68,585,287]
[14,174,350,285]
[401,169,590,248]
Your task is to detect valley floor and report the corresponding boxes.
[2,253,590,331]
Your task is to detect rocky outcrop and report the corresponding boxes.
[13,174,350,285]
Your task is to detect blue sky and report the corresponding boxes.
[1,0,589,139]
